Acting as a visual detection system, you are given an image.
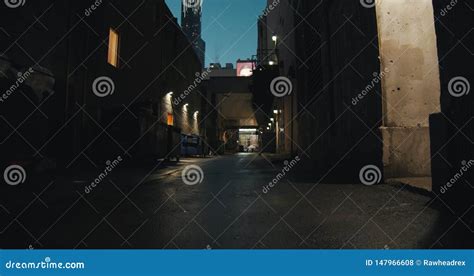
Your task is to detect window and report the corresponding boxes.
[167,113,174,126]
[108,28,120,67]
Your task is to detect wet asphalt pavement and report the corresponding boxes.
[1,153,468,249]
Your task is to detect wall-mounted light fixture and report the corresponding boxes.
[165,92,174,102]
[183,103,189,111]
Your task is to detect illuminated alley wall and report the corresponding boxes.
[376,0,441,183]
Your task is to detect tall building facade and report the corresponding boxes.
[181,0,206,67]
[255,0,385,182]
[0,0,203,168]
[255,0,473,195]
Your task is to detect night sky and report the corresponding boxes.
[165,0,267,67]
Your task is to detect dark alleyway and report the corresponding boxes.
[2,154,467,249]
[0,2,472,274]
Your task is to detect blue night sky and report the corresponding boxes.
[165,0,267,67]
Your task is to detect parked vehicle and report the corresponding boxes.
[181,134,204,157]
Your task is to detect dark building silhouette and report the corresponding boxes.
[254,0,473,190]
[429,0,473,248]
[0,0,204,171]
[254,0,382,182]
[181,0,206,67]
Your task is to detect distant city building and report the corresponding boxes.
[207,61,255,78]
[208,63,236,78]
[236,59,256,77]
[209,63,222,69]
[181,0,206,68]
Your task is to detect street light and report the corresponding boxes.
[165,92,173,103]
[273,110,278,114]
[272,35,278,42]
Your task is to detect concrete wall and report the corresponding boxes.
[201,74,256,153]
[376,0,441,179]
[257,0,383,182]
[216,93,257,128]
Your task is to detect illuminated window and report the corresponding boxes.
[167,113,174,126]
[108,28,120,67]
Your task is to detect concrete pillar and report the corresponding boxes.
[376,0,441,188]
